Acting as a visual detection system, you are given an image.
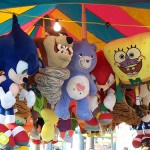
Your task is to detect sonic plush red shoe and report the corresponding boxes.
[0,123,15,149]
[132,130,144,148]
[6,123,29,146]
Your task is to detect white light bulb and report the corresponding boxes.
[53,21,61,32]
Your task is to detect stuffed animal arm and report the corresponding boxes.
[89,75,97,95]
[104,88,116,111]
[19,89,36,108]
[88,95,98,112]
[0,87,16,109]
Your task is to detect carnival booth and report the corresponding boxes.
[0,1,150,150]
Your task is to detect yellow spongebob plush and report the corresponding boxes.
[104,32,150,117]
[104,32,150,88]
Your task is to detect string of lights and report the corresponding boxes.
[1,9,150,28]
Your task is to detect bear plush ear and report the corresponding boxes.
[91,43,97,51]
[33,38,48,66]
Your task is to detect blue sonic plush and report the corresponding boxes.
[0,14,39,149]
[55,41,97,120]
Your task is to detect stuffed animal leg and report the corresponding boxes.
[132,84,150,148]
[85,118,100,137]
[77,98,93,120]
[142,121,150,141]
[132,121,144,148]
[55,94,71,120]
[99,120,117,135]
[112,94,141,125]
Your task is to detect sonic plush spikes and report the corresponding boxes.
[12,14,39,75]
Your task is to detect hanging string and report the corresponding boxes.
[1,9,150,28]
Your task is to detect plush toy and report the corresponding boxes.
[14,95,30,126]
[0,14,39,149]
[55,40,97,120]
[57,119,77,142]
[34,29,74,107]
[79,50,115,136]
[91,50,115,125]
[40,109,59,142]
[91,51,143,135]
[30,93,59,143]
[31,29,74,143]
[104,32,150,117]
[42,101,77,144]
[56,101,78,141]
[113,95,141,125]
[84,118,100,137]
[132,84,150,148]
[30,107,44,143]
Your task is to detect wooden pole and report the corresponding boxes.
[42,18,45,38]
[82,4,87,41]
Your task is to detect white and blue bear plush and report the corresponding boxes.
[55,41,97,120]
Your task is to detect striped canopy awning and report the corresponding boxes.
[1,2,150,50]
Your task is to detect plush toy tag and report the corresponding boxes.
[0,132,9,145]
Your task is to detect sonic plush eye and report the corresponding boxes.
[22,69,28,74]
[16,60,28,74]
[79,53,83,57]
[114,51,126,63]
[127,47,141,59]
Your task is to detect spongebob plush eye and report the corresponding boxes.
[114,51,126,63]
[127,47,141,59]
[16,60,28,74]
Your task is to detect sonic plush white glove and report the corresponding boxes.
[19,89,36,108]
[0,87,16,109]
